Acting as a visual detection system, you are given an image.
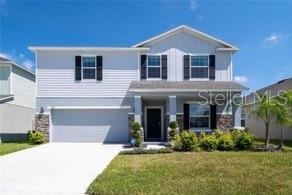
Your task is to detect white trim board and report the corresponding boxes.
[47,106,131,110]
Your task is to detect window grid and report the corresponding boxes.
[147,55,161,79]
[189,104,210,129]
[190,55,209,79]
[82,56,96,80]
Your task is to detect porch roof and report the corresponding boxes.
[129,81,248,92]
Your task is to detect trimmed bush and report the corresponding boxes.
[28,130,45,144]
[232,130,255,150]
[169,121,178,129]
[177,131,198,151]
[217,134,234,151]
[120,148,173,155]
[131,122,142,147]
[199,135,218,151]
[172,134,182,151]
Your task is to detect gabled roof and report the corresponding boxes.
[132,25,239,51]
[28,47,149,52]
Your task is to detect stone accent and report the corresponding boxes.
[35,114,50,142]
[128,114,134,142]
[176,114,184,131]
[216,114,233,131]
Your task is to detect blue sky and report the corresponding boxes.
[0,0,291,91]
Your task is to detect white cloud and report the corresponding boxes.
[234,76,248,84]
[189,0,198,11]
[0,51,35,70]
[263,33,289,46]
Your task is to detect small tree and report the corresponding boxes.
[168,121,178,142]
[131,122,142,147]
[247,94,277,148]
[274,90,292,148]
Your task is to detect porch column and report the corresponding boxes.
[233,104,242,128]
[134,95,142,124]
[169,96,177,122]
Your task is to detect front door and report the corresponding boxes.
[146,108,162,141]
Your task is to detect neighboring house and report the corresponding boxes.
[243,78,292,140]
[29,25,246,143]
[0,56,36,142]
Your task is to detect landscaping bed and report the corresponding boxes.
[87,152,292,195]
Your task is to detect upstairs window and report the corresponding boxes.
[82,56,96,80]
[189,104,210,129]
[190,55,209,79]
[147,55,161,79]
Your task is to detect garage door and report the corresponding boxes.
[51,109,129,143]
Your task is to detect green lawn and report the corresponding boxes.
[0,141,35,156]
[87,152,292,195]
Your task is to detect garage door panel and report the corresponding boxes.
[51,109,128,143]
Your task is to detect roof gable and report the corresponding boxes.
[132,25,239,51]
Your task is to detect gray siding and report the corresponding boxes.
[37,51,139,97]
[0,103,34,134]
[144,31,232,81]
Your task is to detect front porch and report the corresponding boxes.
[129,94,242,143]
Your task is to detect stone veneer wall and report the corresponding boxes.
[216,114,233,131]
[35,114,50,142]
[176,114,184,131]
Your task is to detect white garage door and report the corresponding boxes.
[51,109,129,143]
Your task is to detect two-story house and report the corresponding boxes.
[29,25,246,143]
[0,56,35,142]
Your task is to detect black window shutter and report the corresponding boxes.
[75,56,81,81]
[161,55,167,80]
[96,56,103,81]
[183,55,190,80]
[209,55,215,80]
[210,104,217,129]
[183,104,190,130]
[141,55,147,79]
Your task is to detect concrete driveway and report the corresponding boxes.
[0,143,123,195]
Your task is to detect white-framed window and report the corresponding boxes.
[82,56,96,80]
[147,55,161,79]
[189,103,210,129]
[190,55,209,79]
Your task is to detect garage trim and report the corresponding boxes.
[47,106,131,110]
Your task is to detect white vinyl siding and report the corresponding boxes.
[9,65,35,108]
[37,51,138,97]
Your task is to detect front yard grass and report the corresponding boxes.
[87,152,292,195]
[0,140,35,156]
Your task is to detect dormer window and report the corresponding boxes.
[147,55,161,79]
[82,56,96,80]
[190,55,209,79]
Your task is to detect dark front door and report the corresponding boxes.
[146,108,162,141]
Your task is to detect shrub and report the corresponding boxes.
[131,122,142,147]
[169,121,178,129]
[168,121,178,141]
[28,130,45,144]
[217,134,234,151]
[171,134,182,151]
[213,129,224,139]
[179,131,198,151]
[232,130,255,150]
[199,135,218,151]
[120,148,173,155]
